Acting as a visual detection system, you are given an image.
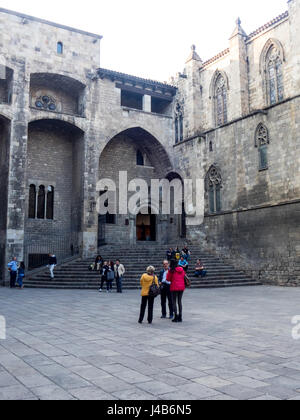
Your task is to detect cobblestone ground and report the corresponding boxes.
[1,286,300,400]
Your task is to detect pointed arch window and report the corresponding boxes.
[265,44,284,105]
[215,74,228,126]
[206,165,222,214]
[37,185,46,219]
[255,124,270,171]
[28,185,36,219]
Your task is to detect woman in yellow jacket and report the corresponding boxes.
[138,266,159,325]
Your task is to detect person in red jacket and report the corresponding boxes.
[167,260,186,323]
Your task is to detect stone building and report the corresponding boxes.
[0,1,299,286]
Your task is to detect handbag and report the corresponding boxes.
[184,274,191,288]
[149,275,161,298]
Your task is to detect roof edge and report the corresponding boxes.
[0,7,103,39]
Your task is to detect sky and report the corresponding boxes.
[0,0,288,82]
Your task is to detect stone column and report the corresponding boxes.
[143,95,152,113]
[5,60,30,284]
[288,0,300,93]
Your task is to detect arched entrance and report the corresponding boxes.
[98,127,173,246]
[25,119,84,268]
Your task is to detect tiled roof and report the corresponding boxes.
[203,48,230,67]
[201,10,289,68]
[97,68,177,91]
[247,11,289,39]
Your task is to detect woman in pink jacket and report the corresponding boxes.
[167,260,186,323]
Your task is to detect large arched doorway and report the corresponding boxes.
[25,119,84,269]
[98,127,173,246]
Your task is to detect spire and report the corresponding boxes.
[230,17,247,39]
[186,45,203,64]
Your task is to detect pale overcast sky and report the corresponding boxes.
[0,0,288,82]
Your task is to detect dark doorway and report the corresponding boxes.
[136,211,156,242]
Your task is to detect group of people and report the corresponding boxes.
[7,258,25,289]
[139,259,187,325]
[166,245,207,278]
[92,256,125,294]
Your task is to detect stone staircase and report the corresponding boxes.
[24,244,262,290]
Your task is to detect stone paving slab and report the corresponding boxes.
[1,286,300,400]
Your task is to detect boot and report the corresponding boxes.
[172,315,178,323]
[178,315,182,323]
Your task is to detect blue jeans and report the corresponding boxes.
[116,276,123,293]
[17,274,24,288]
[195,270,207,278]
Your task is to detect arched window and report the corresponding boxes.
[206,165,222,214]
[266,46,284,105]
[28,185,36,219]
[255,124,270,171]
[136,150,144,166]
[46,186,54,220]
[57,42,63,55]
[37,185,46,219]
[215,73,228,126]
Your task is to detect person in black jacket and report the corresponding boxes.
[99,262,109,292]
[48,254,57,279]
[159,260,174,320]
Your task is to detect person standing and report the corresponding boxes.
[114,260,125,293]
[138,266,159,325]
[106,261,115,293]
[99,261,109,292]
[167,260,186,323]
[159,260,174,320]
[17,262,25,289]
[7,257,18,288]
[48,253,57,279]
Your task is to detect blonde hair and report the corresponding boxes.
[146,266,155,275]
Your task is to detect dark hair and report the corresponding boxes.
[20,262,25,270]
[170,259,178,273]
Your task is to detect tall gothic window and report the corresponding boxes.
[215,73,228,126]
[255,123,270,171]
[37,185,46,219]
[206,165,222,214]
[46,186,54,220]
[266,45,284,105]
[29,184,54,220]
[28,185,36,219]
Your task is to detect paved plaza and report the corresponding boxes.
[1,286,300,400]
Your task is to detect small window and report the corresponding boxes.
[57,42,63,55]
[209,141,213,152]
[136,150,144,166]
